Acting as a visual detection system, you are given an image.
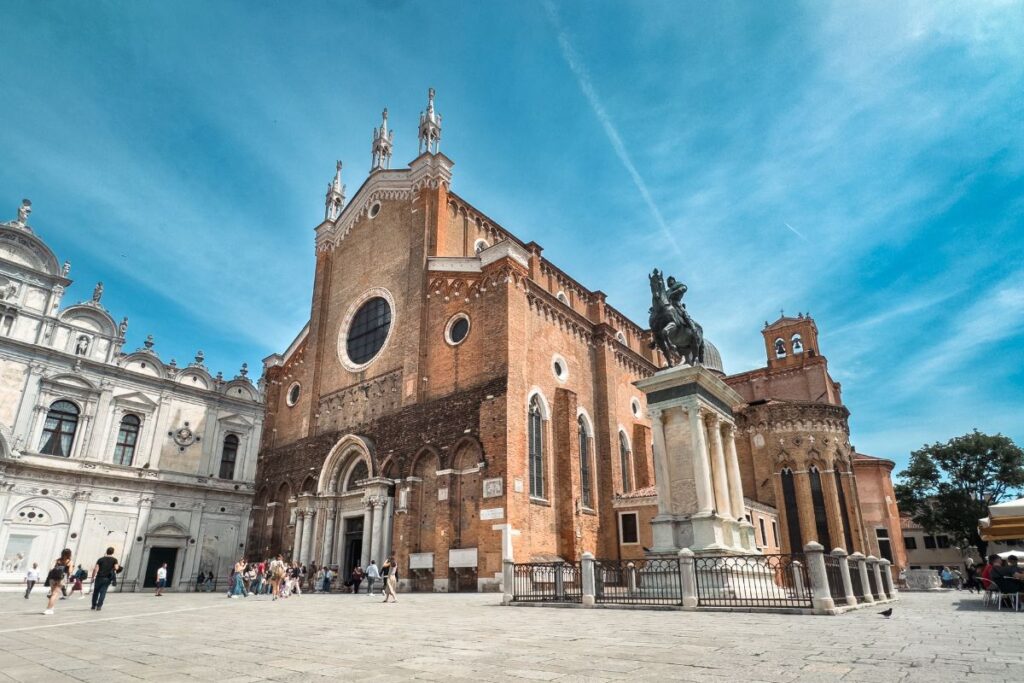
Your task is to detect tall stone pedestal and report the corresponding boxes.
[636,364,756,555]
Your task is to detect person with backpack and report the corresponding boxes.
[90,547,121,611]
[67,565,87,599]
[269,555,286,601]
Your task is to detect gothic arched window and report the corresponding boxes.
[113,414,141,466]
[780,468,802,552]
[219,434,239,480]
[528,396,544,498]
[619,431,632,493]
[791,334,803,354]
[578,415,592,509]
[774,338,786,358]
[39,400,79,457]
[835,467,855,551]
[809,466,832,550]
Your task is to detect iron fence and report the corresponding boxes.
[113,580,138,593]
[510,562,582,602]
[823,555,846,602]
[694,553,812,608]
[849,562,865,602]
[594,558,682,606]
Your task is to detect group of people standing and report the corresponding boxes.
[212,555,400,602]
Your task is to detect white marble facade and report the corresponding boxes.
[0,200,263,590]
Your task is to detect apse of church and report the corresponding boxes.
[249,91,661,591]
[725,314,868,555]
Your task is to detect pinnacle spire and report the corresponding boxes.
[324,160,346,221]
[418,87,442,155]
[371,107,394,171]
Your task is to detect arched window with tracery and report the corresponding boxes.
[578,415,592,509]
[809,465,832,550]
[780,467,802,552]
[39,400,79,457]
[113,414,141,466]
[528,396,545,498]
[219,434,239,480]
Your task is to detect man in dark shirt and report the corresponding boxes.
[90,547,121,611]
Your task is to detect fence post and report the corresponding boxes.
[803,542,835,614]
[555,563,566,600]
[626,561,638,595]
[678,548,698,609]
[879,559,897,599]
[502,559,514,605]
[581,552,595,607]
[869,557,885,602]
[831,547,856,607]
[850,553,873,603]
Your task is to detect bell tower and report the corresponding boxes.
[762,312,821,369]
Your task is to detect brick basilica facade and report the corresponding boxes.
[248,90,901,591]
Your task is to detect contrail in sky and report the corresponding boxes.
[784,222,808,241]
[544,2,681,256]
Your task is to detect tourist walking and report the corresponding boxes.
[381,557,398,603]
[90,547,121,611]
[229,559,247,598]
[67,565,87,599]
[269,554,286,600]
[43,549,73,615]
[365,560,380,595]
[344,565,364,594]
[154,563,168,596]
[24,563,39,599]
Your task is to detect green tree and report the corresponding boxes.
[895,430,1024,559]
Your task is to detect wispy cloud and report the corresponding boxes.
[543,1,681,256]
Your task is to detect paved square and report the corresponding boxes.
[0,590,1017,682]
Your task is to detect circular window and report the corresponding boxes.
[339,289,395,370]
[169,502,176,508]
[286,382,301,407]
[552,354,569,382]
[445,313,471,346]
[368,202,381,219]
[112,496,119,503]
[631,397,642,418]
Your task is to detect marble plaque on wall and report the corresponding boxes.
[480,507,504,520]
[482,478,503,498]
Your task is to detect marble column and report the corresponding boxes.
[649,409,672,515]
[292,510,304,561]
[360,506,372,569]
[723,426,746,521]
[300,508,315,564]
[706,415,730,516]
[370,498,385,565]
[382,496,394,559]
[688,408,714,515]
[322,506,336,566]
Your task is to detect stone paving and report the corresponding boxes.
[0,589,1018,682]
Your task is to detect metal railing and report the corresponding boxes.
[823,555,846,602]
[113,580,138,593]
[510,562,582,602]
[694,553,812,608]
[849,563,865,601]
[594,558,682,605]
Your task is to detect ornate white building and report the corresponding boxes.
[0,199,263,590]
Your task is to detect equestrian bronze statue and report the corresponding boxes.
[648,269,706,368]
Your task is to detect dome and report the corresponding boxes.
[702,340,724,375]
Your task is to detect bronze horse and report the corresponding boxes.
[648,269,705,367]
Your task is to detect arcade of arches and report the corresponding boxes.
[249,434,486,592]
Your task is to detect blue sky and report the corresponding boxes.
[1,1,1021,471]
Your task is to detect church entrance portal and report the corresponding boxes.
[143,547,178,588]
[342,517,363,574]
